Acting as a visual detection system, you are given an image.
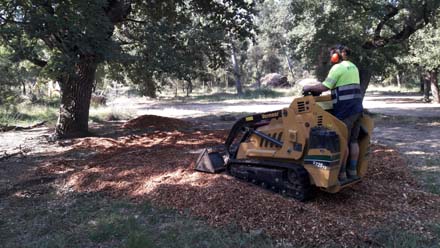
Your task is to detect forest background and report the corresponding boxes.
[1,0,440,137]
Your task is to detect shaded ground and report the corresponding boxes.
[372,115,440,195]
[1,94,440,247]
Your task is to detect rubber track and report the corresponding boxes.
[285,164,315,201]
[228,162,315,201]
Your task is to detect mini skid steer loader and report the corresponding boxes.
[195,93,373,201]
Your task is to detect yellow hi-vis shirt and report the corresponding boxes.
[322,61,360,89]
[322,60,363,120]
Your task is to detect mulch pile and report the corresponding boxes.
[122,115,192,130]
[38,116,440,246]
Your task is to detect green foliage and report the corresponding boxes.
[282,0,440,81]
[1,0,258,90]
[0,46,40,103]
[408,21,440,71]
[243,0,301,84]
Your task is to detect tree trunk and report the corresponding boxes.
[186,79,193,97]
[422,72,431,102]
[21,82,26,95]
[255,61,262,88]
[396,72,402,88]
[430,69,439,103]
[420,69,425,93]
[56,57,98,138]
[230,42,243,95]
[224,72,228,89]
[256,72,262,88]
[359,68,372,98]
[285,55,295,83]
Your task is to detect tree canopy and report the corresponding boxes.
[0,0,259,137]
[285,0,440,84]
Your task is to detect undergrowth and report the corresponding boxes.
[89,106,136,122]
[0,99,135,126]
[0,102,58,126]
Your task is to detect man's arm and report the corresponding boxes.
[303,83,330,94]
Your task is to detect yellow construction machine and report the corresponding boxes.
[195,93,373,201]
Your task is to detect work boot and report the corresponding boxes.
[347,169,358,179]
[338,171,347,182]
[347,161,359,179]
[338,164,347,182]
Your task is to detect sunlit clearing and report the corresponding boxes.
[133,169,224,196]
[404,151,426,155]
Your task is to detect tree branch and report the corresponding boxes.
[28,57,48,67]
[125,18,148,24]
[344,0,370,12]
[374,4,399,39]
[363,3,434,49]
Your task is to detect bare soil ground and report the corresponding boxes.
[1,94,440,247]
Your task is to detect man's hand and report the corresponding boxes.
[302,85,315,96]
[303,85,313,92]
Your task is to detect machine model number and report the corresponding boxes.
[261,112,280,119]
[312,161,326,169]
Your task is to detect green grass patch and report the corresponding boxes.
[413,168,440,195]
[1,193,275,248]
[0,102,58,126]
[0,99,136,126]
[89,215,141,242]
[430,223,440,238]
[366,225,439,248]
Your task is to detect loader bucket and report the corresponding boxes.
[195,148,225,173]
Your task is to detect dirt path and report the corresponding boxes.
[109,94,440,118]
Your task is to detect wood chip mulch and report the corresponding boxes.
[38,117,440,247]
[122,115,192,130]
